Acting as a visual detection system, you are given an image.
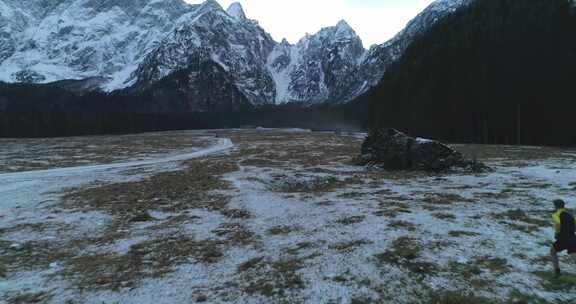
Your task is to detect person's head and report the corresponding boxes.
[554,199,566,210]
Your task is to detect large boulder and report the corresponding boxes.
[358,129,489,173]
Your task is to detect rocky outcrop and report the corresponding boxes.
[358,128,489,173]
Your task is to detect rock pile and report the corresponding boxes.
[358,129,490,173]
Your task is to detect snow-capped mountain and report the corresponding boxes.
[0,0,196,90]
[267,20,367,105]
[133,0,276,106]
[0,0,470,108]
[263,0,471,104]
[130,1,377,106]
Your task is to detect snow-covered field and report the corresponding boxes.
[1,129,575,304]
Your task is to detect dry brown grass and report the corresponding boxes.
[492,209,549,234]
[473,256,510,275]
[223,131,363,169]
[373,201,411,218]
[268,225,299,236]
[375,237,438,275]
[337,191,366,199]
[0,132,211,173]
[238,257,306,297]
[266,175,362,194]
[5,291,53,304]
[62,235,224,291]
[240,158,284,168]
[448,256,510,281]
[1,239,73,276]
[330,239,373,252]
[238,256,266,272]
[388,220,417,231]
[213,223,258,247]
[284,242,315,255]
[432,212,457,221]
[423,193,473,205]
[60,222,257,291]
[61,160,238,217]
[448,231,480,238]
[336,215,366,225]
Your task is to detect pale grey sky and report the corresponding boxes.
[185,0,435,47]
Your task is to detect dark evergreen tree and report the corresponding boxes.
[359,0,576,146]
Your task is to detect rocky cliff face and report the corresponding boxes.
[266,20,366,105]
[129,59,251,113]
[132,0,277,106]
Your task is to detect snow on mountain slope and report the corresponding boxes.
[133,0,277,106]
[266,0,471,105]
[0,0,194,90]
[266,20,366,105]
[266,39,296,104]
[0,0,470,106]
[226,1,246,21]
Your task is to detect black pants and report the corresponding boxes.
[554,237,576,254]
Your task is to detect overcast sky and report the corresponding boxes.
[185,0,435,47]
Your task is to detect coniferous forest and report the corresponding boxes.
[361,0,576,146]
[0,80,362,138]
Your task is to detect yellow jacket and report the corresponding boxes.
[552,208,565,235]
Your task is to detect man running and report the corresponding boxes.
[550,199,576,275]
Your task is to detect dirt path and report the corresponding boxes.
[0,137,233,232]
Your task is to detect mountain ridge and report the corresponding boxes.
[0,0,469,109]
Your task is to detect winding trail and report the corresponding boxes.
[0,137,234,225]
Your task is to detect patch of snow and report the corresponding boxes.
[415,137,434,144]
[226,2,246,21]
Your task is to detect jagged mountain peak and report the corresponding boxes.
[280,38,291,45]
[267,17,366,105]
[133,0,277,106]
[226,2,247,21]
[334,19,360,41]
[298,19,361,46]
[427,0,470,13]
[336,19,353,31]
[195,0,224,13]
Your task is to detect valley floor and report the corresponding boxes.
[1,129,575,304]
